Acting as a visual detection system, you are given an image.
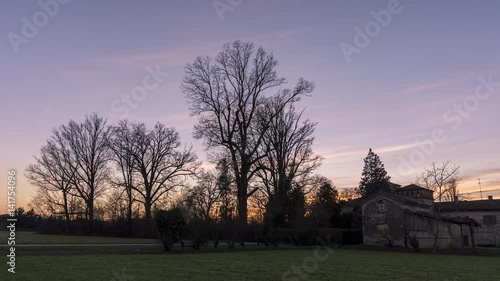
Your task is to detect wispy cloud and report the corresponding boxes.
[96,27,311,71]
[462,168,500,181]
[102,41,223,70]
[322,142,424,160]
[396,74,475,96]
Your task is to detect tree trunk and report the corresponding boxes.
[87,199,94,235]
[145,197,152,219]
[127,189,133,237]
[237,192,248,225]
[63,191,72,234]
[236,167,249,225]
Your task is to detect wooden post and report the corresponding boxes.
[460,224,463,249]
[469,224,476,254]
[403,211,408,248]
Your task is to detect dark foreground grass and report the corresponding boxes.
[10,248,500,281]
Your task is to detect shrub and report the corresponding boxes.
[154,208,186,251]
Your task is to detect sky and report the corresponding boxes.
[1,0,499,213]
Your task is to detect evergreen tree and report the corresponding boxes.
[357,148,391,197]
[310,178,340,227]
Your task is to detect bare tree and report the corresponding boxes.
[105,189,130,221]
[443,178,462,202]
[186,171,221,221]
[182,41,314,224]
[417,161,460,203]
[417,160,460,253]
[25,136,77,233]
[126,122,198,219]
[109,120,138,235]
[339,188,358,202]
[256,99,321,227]
[58,113,111,234]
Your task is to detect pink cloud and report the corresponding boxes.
[97,27,311,70]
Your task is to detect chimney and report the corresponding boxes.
[488,195,493,201]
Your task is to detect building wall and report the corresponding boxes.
[405,214,454,249]
[362,196,455,249]
[440,210,500,247]
[362,198,406,247]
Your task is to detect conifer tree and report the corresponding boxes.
[357,148,391,197]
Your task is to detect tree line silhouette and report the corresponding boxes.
[24,41,425,247]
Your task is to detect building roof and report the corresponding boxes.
[341,182,402,208]
[363,190,433,210]
[436,199,500,212]
[388,182,402,190]
[407,210,479,226]
[398,184,430,191]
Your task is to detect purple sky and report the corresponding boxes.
[1,0,499,213]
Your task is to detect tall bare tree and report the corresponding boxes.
[182,41,314,224]
[109,120,137,235]
[256,99,321,227]
[25,134,78,233]
[125,122,198,219]
[58,113,111,234]
[417,160,460,253]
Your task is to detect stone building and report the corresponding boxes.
[437,196,500,247]
[358,184,494,249]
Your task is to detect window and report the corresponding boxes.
[377,200,386,213]
[483,215,497,225]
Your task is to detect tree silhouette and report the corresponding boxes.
[357,148,391,197]
[182,41,314,225]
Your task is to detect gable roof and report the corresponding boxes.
[362,190,433,211]
[398,184,430,191]
[437,199,500,212]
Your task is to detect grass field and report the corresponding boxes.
[3,232,500,280]
[9,248,500,281]
[0,231,157,244]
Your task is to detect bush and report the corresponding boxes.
[154,208,186,251]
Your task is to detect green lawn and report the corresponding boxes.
[8,249,500,281]
[0,231,157,244]
[2,232,499,280]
